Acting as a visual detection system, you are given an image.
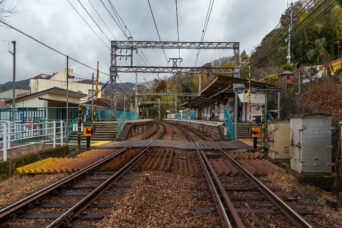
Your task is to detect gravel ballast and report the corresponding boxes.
[0,174,66,209]
[97,171,220,227]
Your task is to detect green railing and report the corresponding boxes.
[176,112,196,120]
[0,107,138,122]
[0,107,79,122]
[224,107,234,140]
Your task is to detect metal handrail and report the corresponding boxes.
[116,109,128,138]
[224,107,234,140]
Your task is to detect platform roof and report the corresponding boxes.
[201,75,274,98]
[183,75,275,108]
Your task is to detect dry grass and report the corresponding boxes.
[0,174,66,209]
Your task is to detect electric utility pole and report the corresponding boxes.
[286,2,293,63]
[10,41,16,122]
[135,73,138,114]
[91,73,94,122]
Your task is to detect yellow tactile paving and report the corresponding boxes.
[43,141,112,146]
[16,148,116,174]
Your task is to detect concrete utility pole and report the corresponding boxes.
[124,96,127,110]
[198,74,201,95]
[66,56,70,145]
[286,2,293,63]
[11,41,16,122]
[135,73,138,114]
[91,73,94,122]
[174,94,178,113]
[157,98,161,121]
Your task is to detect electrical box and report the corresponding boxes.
[267,121,290,160]
[290,114,332,174]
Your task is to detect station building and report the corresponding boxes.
[182,75,278,122]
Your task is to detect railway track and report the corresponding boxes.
[172,123,312,228]
[0,123,166,227]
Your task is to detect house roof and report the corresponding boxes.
[6,87,87,104]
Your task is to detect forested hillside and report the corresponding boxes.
[250,0,342,78]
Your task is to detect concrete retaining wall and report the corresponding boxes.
[0,146,69,178]
[165,119,225,141]
[120,120,155,140]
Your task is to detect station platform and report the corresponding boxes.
[164,118,224,126]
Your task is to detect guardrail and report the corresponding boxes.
[0,121,65,161]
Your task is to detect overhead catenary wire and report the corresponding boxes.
[66,0,109,49]
[0,14,136,102]
[146,0,168,63]
[100,0,126,37]
[194,0,215,66]
[100,0,150,67]
[0,19,110,77]
[86,0,117,40]
[76,0,111,42]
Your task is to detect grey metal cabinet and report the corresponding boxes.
[290,114,332,174]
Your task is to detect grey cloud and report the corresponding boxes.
[0,0,287,84]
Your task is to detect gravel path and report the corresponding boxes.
[0,174,66,209]
[97,171,220,227]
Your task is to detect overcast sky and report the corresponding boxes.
[0,0,288,84]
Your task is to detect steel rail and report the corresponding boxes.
[218,148,312,228]
[178,124,312,228]
[171,124,233,228]
[0,123,162,222]
[47,123,166,227]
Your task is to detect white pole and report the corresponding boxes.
[3,123,7,162]
[6,121,11,148]
[60,120,64,146]
[53,121,56,148]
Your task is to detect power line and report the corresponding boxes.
[252,0,332,66]
[0,19,110,77]
[175,0,180,59]
[107,0,131,37]
[66,0,109,49]
[77,0,111,42]
[100,0,127,38]
[86,0,117,40]
[100,0,150,67]
[146,0,168,63]
[194,0,215,66]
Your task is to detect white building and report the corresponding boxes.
[29,68,103,101]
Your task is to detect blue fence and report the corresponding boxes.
[176,112,196,120]
[224,107,234,140]
[0,107,138,122]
